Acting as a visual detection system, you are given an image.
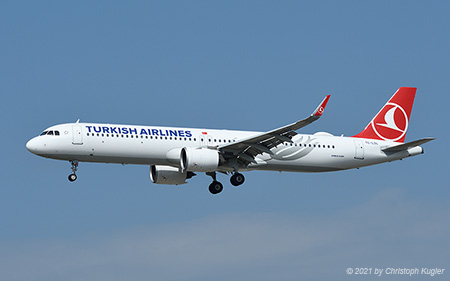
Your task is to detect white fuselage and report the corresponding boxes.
[26,122,423,173]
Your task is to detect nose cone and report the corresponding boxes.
[26,137,40,155]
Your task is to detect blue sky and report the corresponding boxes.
[1,1,449,280]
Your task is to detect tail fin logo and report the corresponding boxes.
[318,106,324,115]
[371,102,408,141]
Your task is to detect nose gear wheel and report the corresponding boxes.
[68,160,78,182]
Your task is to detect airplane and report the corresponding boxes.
[26,87,434,194]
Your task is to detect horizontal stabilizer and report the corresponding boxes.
[382,137,435,152]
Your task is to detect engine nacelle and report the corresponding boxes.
[181,147,220,172]
[150,165,188,185]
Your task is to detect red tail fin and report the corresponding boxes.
[352,87,417,143]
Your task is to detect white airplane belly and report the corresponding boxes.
[62,137,174,165]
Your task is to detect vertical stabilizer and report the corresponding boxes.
[352,87,416,143]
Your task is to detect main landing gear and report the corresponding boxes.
[207,172,245,194]
[207,172,223,194]
[209,181,223,195]
[68,160,78,182]
[230,172,245,186]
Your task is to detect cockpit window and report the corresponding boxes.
[40,130,60,136]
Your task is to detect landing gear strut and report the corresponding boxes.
[68,160,78,182]
[206,172,223,194]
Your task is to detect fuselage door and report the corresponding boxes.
[72,125,83,145]
[354,139,364,160]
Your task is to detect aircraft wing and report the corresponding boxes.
[218,95,330,164]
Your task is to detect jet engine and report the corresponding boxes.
[150,165,195,185]
[180,147,221,172]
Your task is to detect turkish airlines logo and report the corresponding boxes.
[371,102,408,141]
[318,107,324,115]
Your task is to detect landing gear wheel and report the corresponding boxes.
[209,181,223,194]
[230,173,245,186]
[69,160,79,182]
[68,174,77,182]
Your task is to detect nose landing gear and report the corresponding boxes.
[68,160,78,182]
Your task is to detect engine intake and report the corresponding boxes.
[150,165,195,185]
[181,147,220,172]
